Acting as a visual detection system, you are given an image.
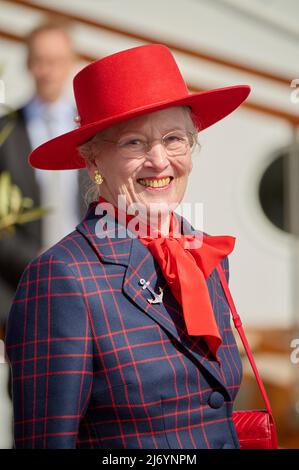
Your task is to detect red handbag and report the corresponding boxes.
[216,265,279,449]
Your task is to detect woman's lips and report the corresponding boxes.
[137,176,173,190]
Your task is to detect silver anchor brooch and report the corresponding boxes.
[139,278,164,304]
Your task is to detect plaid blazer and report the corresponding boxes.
[5,202,243,449]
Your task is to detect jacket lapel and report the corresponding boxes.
[76,203,231,395]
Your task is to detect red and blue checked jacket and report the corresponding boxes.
[5,202,243,449]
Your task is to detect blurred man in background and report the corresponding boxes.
[0,21,87,331]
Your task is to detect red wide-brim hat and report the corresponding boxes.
[29,44,251,170]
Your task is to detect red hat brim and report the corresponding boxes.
[29,84,250,170]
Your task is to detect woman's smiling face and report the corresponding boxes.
[83,106,196,213]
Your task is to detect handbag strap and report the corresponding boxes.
[216,264,273,415]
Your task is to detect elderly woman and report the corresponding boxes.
[5,44,250,449]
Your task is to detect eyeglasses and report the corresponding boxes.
[101,130,197,159]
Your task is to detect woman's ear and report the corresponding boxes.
[85,158,97,180]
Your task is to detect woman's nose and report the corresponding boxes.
[143,143,170,170]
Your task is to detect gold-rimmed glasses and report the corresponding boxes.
[101,129,197,159]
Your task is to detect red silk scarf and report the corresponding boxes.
[97,196,235,360]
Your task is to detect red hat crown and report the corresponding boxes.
[74,44,189,126]
[28,43,250,170]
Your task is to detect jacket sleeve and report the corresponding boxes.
[4,253,93,448]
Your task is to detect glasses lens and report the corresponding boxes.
[118,138,146,158]
[163,131,194,155]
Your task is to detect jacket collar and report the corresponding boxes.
[77,201,135,266]
[76,200,199,265]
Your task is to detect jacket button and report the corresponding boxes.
[222,443,235,449]
[208,391,225,408]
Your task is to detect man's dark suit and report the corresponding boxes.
[0,107,88,324]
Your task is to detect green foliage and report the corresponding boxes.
[0,104,48,238]
[0,171,48,238]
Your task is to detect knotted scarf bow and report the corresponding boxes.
[97,196,236,361]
